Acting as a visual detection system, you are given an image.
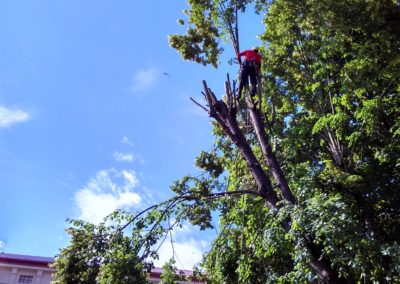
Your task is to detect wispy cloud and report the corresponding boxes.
[0,105,31,128]
[121,136,134,147]
[131,67,158,92]
[113,151,145,164]
[74,169,142,224]
[0,240,5,252]
[113,151,135,162]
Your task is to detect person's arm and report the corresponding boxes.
[237,51,245,59]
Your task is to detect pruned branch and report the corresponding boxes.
[190,97,209,113]
[194,79,279,211]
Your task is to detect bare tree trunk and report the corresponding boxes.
[197,81,279,210]
[246,97,296,204]
[192,79,346,284]
[304,235,347,284]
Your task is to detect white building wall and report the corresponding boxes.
[0,264,53,284]
[0,267,10,284]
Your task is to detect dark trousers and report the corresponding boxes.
[238,65,258,97]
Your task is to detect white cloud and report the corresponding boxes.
[131,67,158,91]
[0,240,5,252]
[121,170,137,186]
[113,151,145,164]
[113,151,135,162]
[154,237,208,270]
[152,223,210,270]
[0,105,31,128]
[74,169,142,224]
[121,136,134,146]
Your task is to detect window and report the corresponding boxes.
[18,275,33,283]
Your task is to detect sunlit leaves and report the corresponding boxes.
[169,0,222,67]
[52,219,149,284]
[195,150,224,178]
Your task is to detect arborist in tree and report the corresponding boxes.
[237,47,262,99]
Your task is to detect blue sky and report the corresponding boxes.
[0,0,262,269]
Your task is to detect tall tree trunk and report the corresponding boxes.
[246,97,296,204]
[199,81,279,210]
[194,80,346,283]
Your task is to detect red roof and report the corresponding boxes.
[0,253,53,269]
[150,266,196,277]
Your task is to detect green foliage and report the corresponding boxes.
[195,150,224,178]
[170,174,221,230]
[52,219,149,284]
[169,0,272,67]
[169,0,221,67]
[257,0,400,281]
[97,232,149,284]
[159,259,187,284]
[196,0,400,282]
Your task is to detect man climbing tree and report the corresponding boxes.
[237,47,262,98]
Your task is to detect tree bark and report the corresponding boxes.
[196,79,346,283]
[246,97,296,204]
[201,81,279,211]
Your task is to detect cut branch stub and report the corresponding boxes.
[195,80,279,211]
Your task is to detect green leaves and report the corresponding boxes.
[159,259,186,284]
[312,113,347,137]
[195,150,224,178]
[169,0,222,67]
[52,219,149,284]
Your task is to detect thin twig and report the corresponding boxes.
[190,97,209,113]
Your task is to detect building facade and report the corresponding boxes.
[0,253,203,284]
[0,253,53,284]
